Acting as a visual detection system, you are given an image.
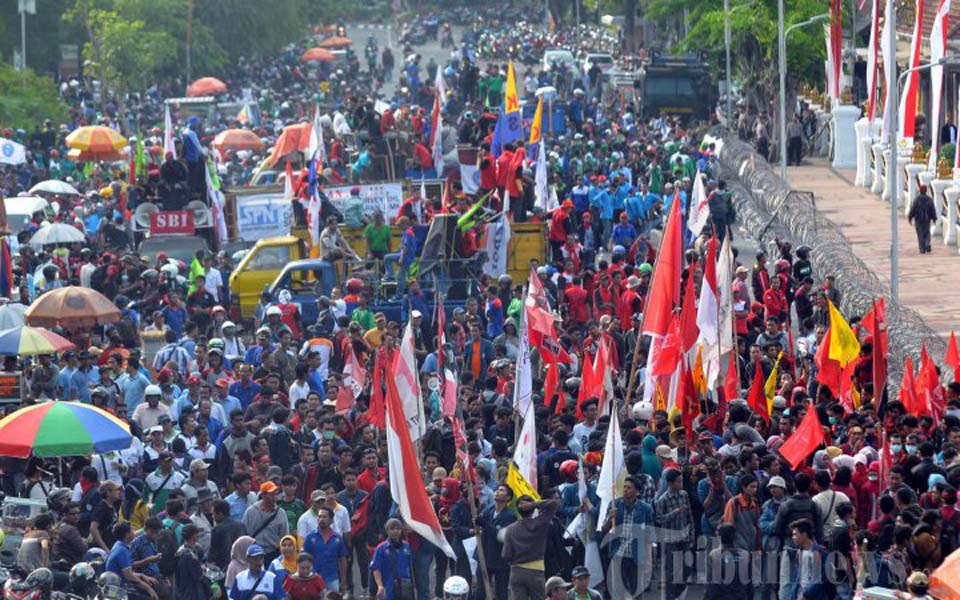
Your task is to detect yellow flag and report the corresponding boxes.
[654,381,666,413]
[505,462,540,501]
[828,300,860,367]
[693,346,707,397]
[529,97,544,145]
[765,351,783,414]
[505,61,520,114]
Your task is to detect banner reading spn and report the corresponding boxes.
[235,192,293,242]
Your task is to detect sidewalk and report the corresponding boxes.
[786,159,959,340]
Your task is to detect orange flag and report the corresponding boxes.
[778,406,825,469]
[947,331,960,383]
[679,266,699,353]
[747,359,770,422]
[576,348,597,419]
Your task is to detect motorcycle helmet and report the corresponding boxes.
[46,487,72,514]
[70,563,97,597]
[559,460,579,483]
[442,576,469,600]
[98,571,125,600]
[145,384,162,400]
[632,400,653,422]
[25,568,53,593]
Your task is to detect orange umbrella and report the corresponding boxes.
[213,129,265,152]
[66,147,129,162]
[65,126,127,155]
[186,77,227,97]
[932,547,960,600]
[318,36,352,48]
[301,47,336,63]
[266,122,312,166]
[25,286,121,330]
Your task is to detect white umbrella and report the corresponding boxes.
[0,304,26,329]
[28,223,87,248]
[29,180,81,196]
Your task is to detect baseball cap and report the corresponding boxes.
[246,544,265,557]
[545,576,571,593]
[148,425,163,435]
[767,476,787,489]
[266,465,283,480]
[189,458,208,471]
[259,481,279,494]
[311,489,327,502]
[411,310,423,319]
[655,445,673,459]
[571,566,590,579]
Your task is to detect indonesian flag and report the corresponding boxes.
[308,104,327,167]
[828,0,843,105]
[686,171,710,236]
[396,321,426,441]
[513,312,533,415]
[384,375,456,558]
[513,401,538,493]
[697,237,721,387]
[596,339,615,415]
[336,344,365,414]
[431,69,446,173]
[866,0,881,121]
[899,0,926,142]
[928,0,952,172]
[525,268,570,364]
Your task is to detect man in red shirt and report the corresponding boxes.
[618,276,643,331]
[356,448,385,494]
[592,271,616,319]
[495,143,515,197]
[563,275,589,330]
[549,200,574,262]
[479,142,497,194]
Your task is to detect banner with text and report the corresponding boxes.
[235,192,292,242]
[325,183,404,217]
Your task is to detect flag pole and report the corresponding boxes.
[514,284,529,445]
[623,318,644,408]
[459,432,495,600]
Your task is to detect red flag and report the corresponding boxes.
[679,266,699,353]
[681,360,700,444]
[544,362,561,414]
[900,356,921,414]
[367,349,388,428]
[651,314,683,377]
[641,191,683,338]
[384,374,456,558]
[336,344,366,414]
[862,299,888,401]
[947,331,960,383]
[576,348,597,419]
[778,406,825,469]
[747,359,770,422]
[815,327,843,396]
[919,345,944,422]
[722,351,739,410]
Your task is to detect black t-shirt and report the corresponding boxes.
[92,500,118,548]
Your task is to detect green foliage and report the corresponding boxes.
[939,143,956,166]
[0,64,70,129]
[81,9,178,93]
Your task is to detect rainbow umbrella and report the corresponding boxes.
[0,326,75,356]
[0,402,131,458]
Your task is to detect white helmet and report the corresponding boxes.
[443,576,469,600]
[145,384,162,398]
[266,306,282,317]
[631,400,653,421]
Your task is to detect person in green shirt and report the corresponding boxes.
[350,294,376,331]
[278,474,306,533]
[363,211,392,261]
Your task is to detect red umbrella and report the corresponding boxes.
[301,47,336,63]
[266,122,312,166]
[213,129,266,152]
[318,36,352,48]
[187,77,227,97]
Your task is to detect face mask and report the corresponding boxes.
[905,444,918,455]
[890,444,902,454]
[828,417,837,425]
[323,430,335,440]
[868,474,878,482]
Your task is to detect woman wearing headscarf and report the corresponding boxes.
[224,535,255,588]
[119,479,150,531]
[641,434,662,482]
[268,535,298,591]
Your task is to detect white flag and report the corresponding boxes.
[534,143,549,210]
[513,401,538,492]
[397,320,426,441]
[308,104,326,166]
[596,408,624,530]
[163,105,177,160]
[716,235,735,357]
[686,171,710,236]
[0,138,26,166]
[513,311,532,414]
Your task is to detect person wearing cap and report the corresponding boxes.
[90,480,123,551]
[567,565,601,600]
[244,328,276,370]
[610,211,638,251]
[545,575,571,600]
[370,518,413,600]
[228,543,280,600]
[67,349,99,403]
[363,312,389,349]
[190,487,217,555]
[182,458,220,508]
[242,481,289,564]
[618,275,643,331]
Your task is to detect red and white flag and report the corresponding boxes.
[898,0,926,143]
[396,321,425,441]
[928,0,952,171]
[642,194,683,401]
[686,171,710,236]
[431,70,446,173]
[385,375,456,558]
[336,344,366,414]
[697,237,721,387]
[513,401,538,493]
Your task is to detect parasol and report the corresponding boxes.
[28,223,87,248]
[265,122,312,166]
[24,286,121,329]
[0,304,25,329]
[0,402,131,458]
[318,36,352,48]
[932,547,960,600]
[213,129,266,152]
[66,147,129,162]
[301,47,336,63]
[187,77,227,97]
[0,326,74,356]
[29,180,81,196]
[65,126,128,156]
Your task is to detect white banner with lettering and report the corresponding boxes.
[324,183,404,217]
[234,192,293,242]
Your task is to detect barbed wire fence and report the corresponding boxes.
[715,133,947,393]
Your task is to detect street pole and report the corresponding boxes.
[186,0,194,85]
[725,0,732,125]
[20,9,26,71]
[888,3,899,303]
[778,0,787,180]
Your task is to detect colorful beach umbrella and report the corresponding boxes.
[187,77,227,97]
[0,326,74,356]
[0,401,132,458]
[65,126,128,154]
[25,286,121,329]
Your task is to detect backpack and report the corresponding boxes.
[266,426,299,473]
[156,521,180,577]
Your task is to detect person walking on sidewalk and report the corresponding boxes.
[908,185,937,254]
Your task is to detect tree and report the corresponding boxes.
[0,64,70,129]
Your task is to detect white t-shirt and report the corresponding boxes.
[289,380,310,405]
[91,452,125,485]
[204,267,223,302]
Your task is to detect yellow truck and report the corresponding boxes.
[228,221,547,323]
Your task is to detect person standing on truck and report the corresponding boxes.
[363,210,392,273]
[319,217,360,296]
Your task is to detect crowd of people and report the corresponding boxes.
[0,5,956,600]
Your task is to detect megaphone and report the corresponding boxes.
[134,203,159,230]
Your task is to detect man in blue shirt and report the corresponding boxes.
[371,518,413,600]
[610,213,638,250]
[106,522,159,600]
[301,506,348,592]
[228,544,280,600]
[161,293,188,338]
[228,365,261,410]
[117,358,151,413]
[69,351,99,403]
[244,328,275,369]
